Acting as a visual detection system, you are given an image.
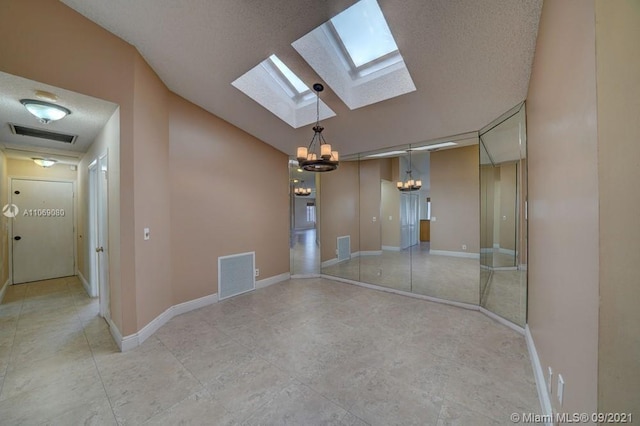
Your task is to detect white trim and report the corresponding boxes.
[359,250,383,256]
[498,247,516,256]
[321,258,339,268]
[381,245,401,252]
[105,317,124,351]
[525,325,553,424]
[291,273,321,279]
[77,270,93,297]
[478,306,524,335]
[0,279,9,304]
[429,250,480,259]
[256,272,290,289]
[172,293,219,317]
[137,306,176,345]
[320,274,479,311]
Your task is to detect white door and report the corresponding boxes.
[11,179,74,284]
[400,193,419,249]
[97,156,110,317]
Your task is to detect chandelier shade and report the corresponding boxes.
[397,149,422,191]
[296,84,339,172]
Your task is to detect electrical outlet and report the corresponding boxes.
[462,244,467,250]
[557,374,565,406]
[143,227,150,240]
[547,367,553,394]
[255,268,260,277]
[372,216,377,222]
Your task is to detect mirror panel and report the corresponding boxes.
[320,159,360,281]
[410,141,480,304]
[289,161,320,276]
[358,149,411,291]
[479,103,527,326]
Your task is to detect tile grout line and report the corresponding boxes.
[0,285,26,399]
[70,279,120,425]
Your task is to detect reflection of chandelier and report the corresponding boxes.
[397,148,421,191]
[294,180,312,197]
[296,83,339,172]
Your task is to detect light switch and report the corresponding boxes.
[388,216,393,221]
[144,227,150,240]
[431,216,436,222]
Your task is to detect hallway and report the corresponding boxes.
[0,277,539,425]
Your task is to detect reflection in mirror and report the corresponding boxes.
[319,159,360,281]
[289,160,320,276]
[410,141,480,304]
[479,103,527,327]
[358,149,411,291]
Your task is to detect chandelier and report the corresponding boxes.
[294,180,312,197]
[296,83,339,172]
[397,150,422,191]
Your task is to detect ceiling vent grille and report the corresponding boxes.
[9,123,77,144]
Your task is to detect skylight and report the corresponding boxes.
[292,0,415,110]
[268,54,310,95]
[231,55,335,128]
[330,0,399,68]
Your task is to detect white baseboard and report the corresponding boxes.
[320,274,480,311]
[430,250,480,259]
[105,317,125,351]
[290,273,321,279]
[525,325,553,424]
[111,292,219,352]
[111,272,289,352]
[478,306,524,335]
[256,272,290,289]
[381,246,401,252]
[0,278,9,304]
[359,250,383,256]
[77,271,93,297]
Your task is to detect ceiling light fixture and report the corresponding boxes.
[20,99,71,124]
[296,83,339,172]
[397,150,421,192]
[32,158,57,168]
[294,180,312,197]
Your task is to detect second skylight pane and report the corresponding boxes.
[330,0,398,68]
[269,54,309,94]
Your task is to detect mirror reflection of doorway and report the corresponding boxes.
[289,161,320,276]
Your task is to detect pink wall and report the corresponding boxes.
[526,0,599,415]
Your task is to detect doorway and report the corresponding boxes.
[10,178,75,284]
[88,153,110,318]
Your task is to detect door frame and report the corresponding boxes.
[88,152,110,319]
[8,176,77,285]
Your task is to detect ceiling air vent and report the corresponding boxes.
[9,123,77,144]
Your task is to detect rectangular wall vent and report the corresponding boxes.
[337,235,351,262]
[10,123,77,144]
[218,251,255,301]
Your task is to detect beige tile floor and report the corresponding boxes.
[322,244,479,305]
[0,276,539,425]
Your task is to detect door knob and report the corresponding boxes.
[95,247,104,253]
[14,236,21,241]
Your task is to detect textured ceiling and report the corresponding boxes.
[60,0,542,156]
[0,71,118,162]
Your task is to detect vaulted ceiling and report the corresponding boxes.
[60,0,542,156]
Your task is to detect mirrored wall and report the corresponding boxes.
[290,103,528,328]
[479,103,527,326]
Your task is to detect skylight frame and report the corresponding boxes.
[325,21,402,78]
[327,0,402,76]
[262,55,313,103]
